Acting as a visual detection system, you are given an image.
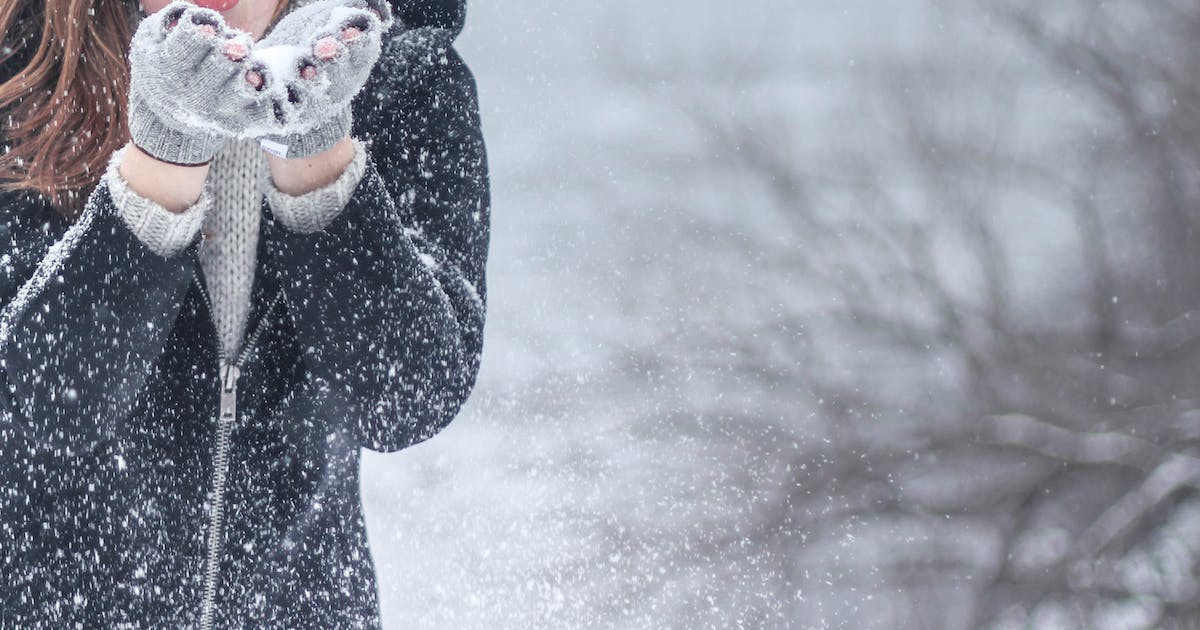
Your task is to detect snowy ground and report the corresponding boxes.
[360,2,925,628]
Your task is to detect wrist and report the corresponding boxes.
[119,141,212,214]
[265,134,356,196]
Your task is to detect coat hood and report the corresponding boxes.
[392,0,466,38]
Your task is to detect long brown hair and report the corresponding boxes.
[0,0,291,221]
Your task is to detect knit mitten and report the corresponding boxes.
[127,1,275,165]
[251,0,395,159]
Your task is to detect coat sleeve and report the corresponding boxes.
[264,26,490,453]
[0,180,201,457]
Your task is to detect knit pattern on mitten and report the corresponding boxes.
[128,1,275,164]
[252,0,395,157]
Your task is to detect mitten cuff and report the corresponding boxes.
[266,107,353,160]
[128,91,225,166]
[105,145,211,259]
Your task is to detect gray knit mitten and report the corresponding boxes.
[252,0,395,158]
[128,1,274,165]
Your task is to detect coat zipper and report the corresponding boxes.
[192,265,285,630]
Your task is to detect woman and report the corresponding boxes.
[0,0,488,626]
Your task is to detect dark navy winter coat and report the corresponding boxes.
[0,0,489,626]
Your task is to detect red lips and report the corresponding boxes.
[192,0,239,11]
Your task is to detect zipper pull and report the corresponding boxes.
[220,363,240,422]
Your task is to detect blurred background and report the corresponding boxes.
[361,1,1200,628]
